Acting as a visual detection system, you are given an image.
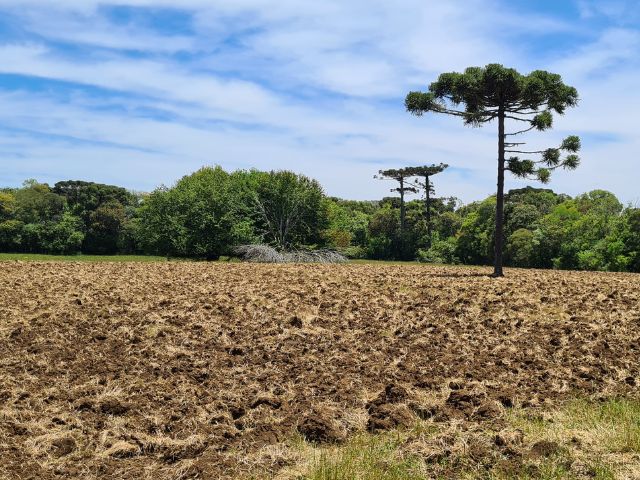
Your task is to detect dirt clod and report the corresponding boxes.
[529,440,560,458]
[446,390,486,417]
[103,441,139,458]
[51,436,76,457]
[99,398,130,416]
[289,316,303,328]
[228,405,246,420]
[367,383,409,411]
[494,429,524,448]
[297,410,345,444]
[474,401,502,420]
[367,404,415,432]
[250,393,282,410]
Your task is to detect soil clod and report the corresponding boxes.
[298,409,345,444]
[529,440,560,458]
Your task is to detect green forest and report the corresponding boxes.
[1,166,639,272]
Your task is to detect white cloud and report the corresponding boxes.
[553,28,640,80]
[17,8,195,53]
[577,0,640,23]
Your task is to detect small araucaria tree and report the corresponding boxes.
[403,163,448,247]
[375,168,418,235]
[405,64,581,276]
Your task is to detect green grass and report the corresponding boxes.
[510,398,640,456]
[566,398,640,454]
[300,432,426,480]
[292,398,640,480]
[0,254,483,267]
[348,259,488,269]
[502,398,640,479]
[348,259,422,265]
[0,253,171,262]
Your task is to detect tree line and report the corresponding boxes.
[1,169,638,272]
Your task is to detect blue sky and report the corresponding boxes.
[0,0,639,203]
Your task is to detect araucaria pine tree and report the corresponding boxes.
[375,168,418,235]
[405,64,581,276]
[403,163,448,247]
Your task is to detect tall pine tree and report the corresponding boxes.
[406,64,580,276]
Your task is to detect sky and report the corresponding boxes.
[0,0,638,204]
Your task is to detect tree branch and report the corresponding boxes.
[505,125,536,136]
[505,149,545,154]
[436,107,468,117]
[504,115,531,122]
[505,103,548,114]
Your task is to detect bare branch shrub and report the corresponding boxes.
[233,245,346,263]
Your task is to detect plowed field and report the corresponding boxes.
[1,262,639,479]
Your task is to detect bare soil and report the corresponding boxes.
[0,262,638,479]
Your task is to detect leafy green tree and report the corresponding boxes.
[564,192,626,271]
[574,190,623,217]
[367,204,400,259]
[117,217,143,254]
[19,222,41,253]
[0,220,24,251]
[84,201,126,254]
[532,191,623,270]
[535,201,581,269]
[137,188,185,255]
[14,180,65,224]
[43,212,85,254]
[16,213,84,254]
[404,198,436,258]
[455,197,496,265]
[506,228,536,267]
[418,237,459,264]
[53,180,135,222]
[503,187,566,244]
[138,166,255,259]
[576,236,629,272]
[505,203,540,238]
[622,209,640,272]
[322,198,377,258]
[505,187,568,215]
[243,170,327,249]
[323,198,370,250]
[0,191,17,221]
[435,211,462,239]
[406,64,581,276]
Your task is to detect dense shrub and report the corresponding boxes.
[417,237,459,264]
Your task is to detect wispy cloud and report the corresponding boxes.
[15,9,195,53]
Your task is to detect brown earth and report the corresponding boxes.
[0,262,638,479]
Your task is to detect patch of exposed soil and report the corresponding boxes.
[0,262,639,478]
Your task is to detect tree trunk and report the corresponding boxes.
[399,177,406,260]
[399,177,406,234]
[493,109,506,277]
[425,175,431,248]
